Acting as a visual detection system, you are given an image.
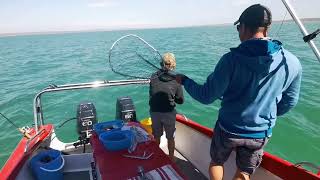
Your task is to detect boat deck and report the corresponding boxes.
[160,140,208,180]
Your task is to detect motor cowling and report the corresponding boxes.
[76,102,97,138]
[116,96,137,122]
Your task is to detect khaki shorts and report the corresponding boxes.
[210,124,269,175]
[150,112,176,140]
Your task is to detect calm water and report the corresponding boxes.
[0,22,320,169]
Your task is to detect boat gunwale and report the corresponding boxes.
[176,114,320,180]
[0,125,53,180]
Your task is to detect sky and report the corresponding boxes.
[0,0,319,34]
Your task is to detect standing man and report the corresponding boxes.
[149,52,184,161]
[177,4,302,180]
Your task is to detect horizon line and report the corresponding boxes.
[1,17,319,38]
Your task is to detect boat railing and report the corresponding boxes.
[33,79,150,133]
[281,0,320,62]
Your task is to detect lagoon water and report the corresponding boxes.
[0,22,319,169]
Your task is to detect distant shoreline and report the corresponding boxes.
[1,18,319,38]
[275,17,320,23]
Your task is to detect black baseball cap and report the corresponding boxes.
[234,4,272,27]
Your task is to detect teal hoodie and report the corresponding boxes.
[183,39,302,138]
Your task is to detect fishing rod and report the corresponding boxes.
[0,112,20,129]
[0,112,32,139]
[281,0,320,62]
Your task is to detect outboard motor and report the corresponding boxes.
[76,102,97,139]
[116,96,137,122]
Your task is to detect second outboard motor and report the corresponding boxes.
[76,102,97,138]
[116,96,137,122]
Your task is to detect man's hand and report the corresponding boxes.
[175,74,188,85]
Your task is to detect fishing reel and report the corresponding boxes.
[19,126,32,139]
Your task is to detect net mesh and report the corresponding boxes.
[108,34,163,79]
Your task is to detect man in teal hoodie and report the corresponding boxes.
[176,4,302,180]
